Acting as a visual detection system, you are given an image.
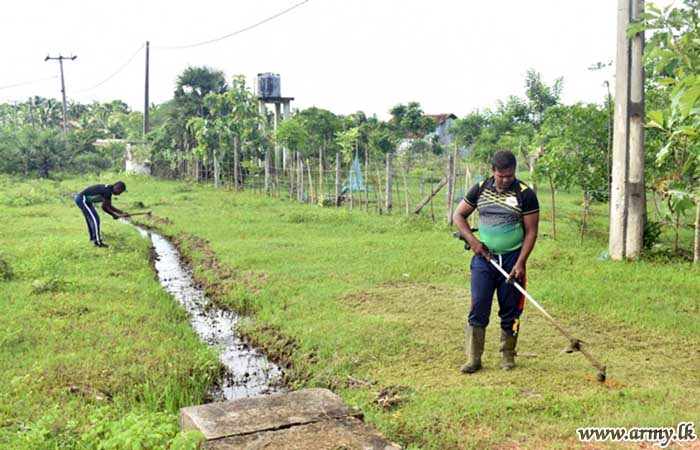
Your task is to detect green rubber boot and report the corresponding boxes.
[460,326,485,374]
[499,329,518,370]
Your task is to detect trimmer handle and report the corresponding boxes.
[452,230,479,251]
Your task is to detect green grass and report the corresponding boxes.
[127,174,700,449]
[2,173,700,449]
[0,176,218,449]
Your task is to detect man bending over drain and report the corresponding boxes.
[74,181,130,248]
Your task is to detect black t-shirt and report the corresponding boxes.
[79,184,114,204]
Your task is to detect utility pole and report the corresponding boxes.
[45,54,77,132]
[609,0,645,260]
[144,41,150,137]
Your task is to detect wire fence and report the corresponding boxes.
[149,151,485,224]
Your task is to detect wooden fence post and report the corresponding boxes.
[288,151,294,197]
[335,152,342,207]
[233,136,240,190]
[297,152,304,202]
[386,153,393,215]
[446,154,455,225]
[414,178,447,214]
[306,159,315,204]
[364,148,369,211]
[264,148,271,194]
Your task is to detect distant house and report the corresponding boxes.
[426,113,457,146]
[396,113,459,155]
[95,138,151,175]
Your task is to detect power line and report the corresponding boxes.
[77,43,146,92]
[0,75,58,91]
[154,0,310,50]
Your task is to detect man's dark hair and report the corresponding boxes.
[114,181,127,192]
[492,150,517,170]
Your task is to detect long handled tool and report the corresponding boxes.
[113,210,152,220]
[453,232,607,382]
[127,211,152,217]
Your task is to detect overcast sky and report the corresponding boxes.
[0,0,675,119]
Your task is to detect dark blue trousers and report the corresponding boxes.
[74,194,102,245]
[468,248,525,336]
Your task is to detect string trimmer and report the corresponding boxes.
[453,232,607,382]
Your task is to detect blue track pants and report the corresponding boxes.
[74,194,102,245]
[468,248,525,336]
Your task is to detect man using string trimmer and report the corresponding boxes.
[453,150,540,373]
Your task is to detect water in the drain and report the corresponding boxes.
[133,225,282,400]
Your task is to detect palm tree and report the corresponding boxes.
[175,66,227,119]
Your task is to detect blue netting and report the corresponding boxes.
[343,156,365,193]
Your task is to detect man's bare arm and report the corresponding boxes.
[453,200,490,259]
[102,199,128,218]
[510,212,539,281]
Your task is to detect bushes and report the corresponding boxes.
[0,126,126,178]
[79,411,203,450]
[8,410,204,450]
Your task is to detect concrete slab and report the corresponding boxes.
[201,417,402,450]
[179,388,363,440]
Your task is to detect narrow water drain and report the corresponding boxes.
[133,225,282,400]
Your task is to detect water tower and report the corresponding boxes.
[256,73,294,129]
[257,73,294,171]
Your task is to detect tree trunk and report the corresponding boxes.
[548,174,557,240]
[529,153,538,193]
[674,211,681,255]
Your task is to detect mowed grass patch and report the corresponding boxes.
[336,280,700,449]
[15,174,700,449]
[0,176,219,449]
